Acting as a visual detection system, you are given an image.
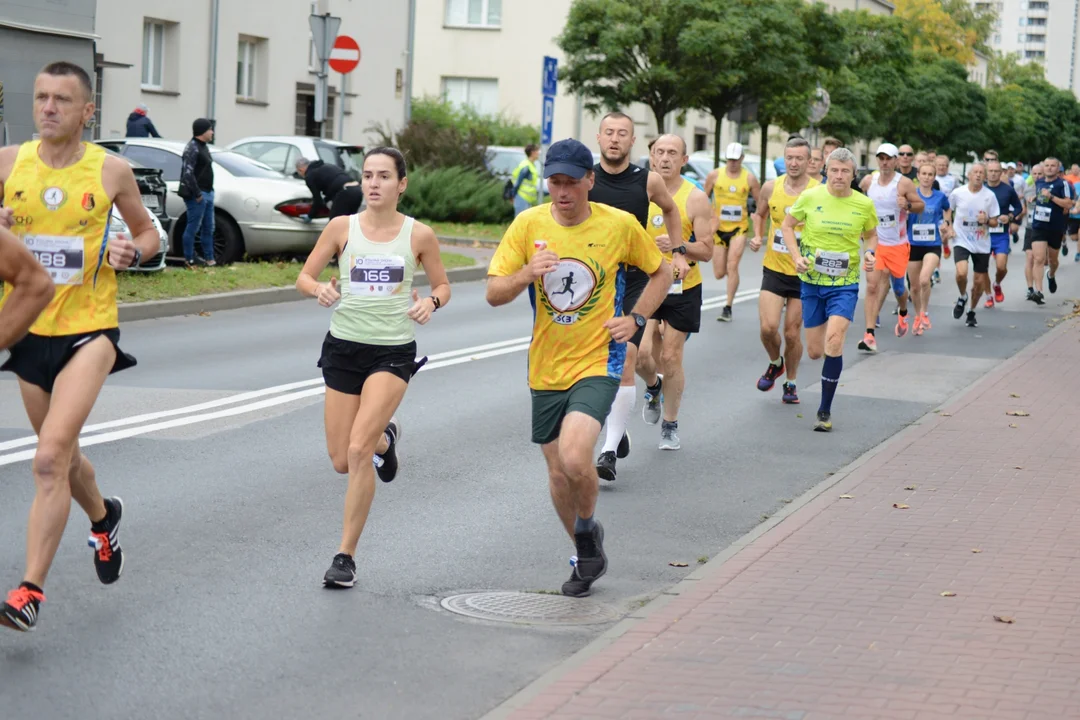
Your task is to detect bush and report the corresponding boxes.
[411,96,540,147]
[400,166,513,224]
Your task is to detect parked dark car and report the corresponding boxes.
[105,148,171,232]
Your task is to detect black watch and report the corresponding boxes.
[131,248,143,268]
[631,312,646,328]
[672,245,688,255]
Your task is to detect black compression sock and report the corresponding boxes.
[899,308,909,317]
[20,581,43,595]
[866,328,876,336]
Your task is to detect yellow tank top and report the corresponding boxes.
[646,179,701,291]
[1,141,116,335]
[764,174,820,276]
[713,166,751,233]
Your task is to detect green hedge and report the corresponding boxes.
[401,166,514,224]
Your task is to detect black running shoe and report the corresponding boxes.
[0,586,44,632]
[1026,288,1035,302]
[1034,292,1046,306]
[966,310,978,327]
[562,522,607,598]
[953,297,967,319]
[596,451,617,484]
[717,306,732,322]
[323,553,357,588]
[1062,242,1068,257]
[88,497,124,585]
[616,431,631,460]
[1047,270,1058,294]
[374,418,400,483]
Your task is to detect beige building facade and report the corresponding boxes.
[94,0,409,146]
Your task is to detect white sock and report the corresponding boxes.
[602,386,636,453]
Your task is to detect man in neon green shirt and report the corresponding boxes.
[782,147,878,432]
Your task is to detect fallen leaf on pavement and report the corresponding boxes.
[893,503,910,509]
[972,548,982,553]
[197,311,211,317]
[796,413,803,418]
[668,561,688,567]
[1015,465,1023,469]
[1009,423,1018,428]
[940,591,956,597]
[1010,393,1020,398]
[839,494,854,499]
[904,485,917,491]
[994,615,1015,624]
[940,412,952,417]
[1006,410,1030,417]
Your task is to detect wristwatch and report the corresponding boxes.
[131,248,143,268]
[631,312,646,328]
[672,245,688,255]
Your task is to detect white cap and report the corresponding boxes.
[725,142,744,160]
[1006,162,1017,169]
[875,142,899,158]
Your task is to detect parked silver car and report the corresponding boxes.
[109,204,169,273]
[96,139,326,264]
[226,136,364,181]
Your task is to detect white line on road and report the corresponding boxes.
[0,289,760,466]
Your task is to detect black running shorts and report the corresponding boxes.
[622,267,648,347]
[652,283,702,334]
[760,267,802,300]
[1068,217,1080,235]
[1,328,135,393]
[1030,227,1064,250]
[908,245,941,263]
[952,246,990,274]
[318,333,421,395]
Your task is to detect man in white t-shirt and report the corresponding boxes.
[935,154,958,195]
[945,162,1000,328]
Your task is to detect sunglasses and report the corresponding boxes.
[898,152,914,156]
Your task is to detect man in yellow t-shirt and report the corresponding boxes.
[487,138,670,599]
[634,135,713,454]
[748,137,818,405]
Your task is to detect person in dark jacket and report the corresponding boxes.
[179,118,216,267]
[125,104,162,138]
[295,157,363,220]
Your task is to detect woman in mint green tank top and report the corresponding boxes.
[295,148,452,589]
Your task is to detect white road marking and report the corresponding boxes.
[0,290,760,466]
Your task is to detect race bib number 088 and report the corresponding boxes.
[350,255,406,296]
[25,235,84,285]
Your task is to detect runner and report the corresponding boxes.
[1030,157,1072,304]
[984,159,1023,309]
[1007,163,1026,245]
[897,144,917,182]
[858,143,924,350]
[587,111,682,483]
[808,146,824,179]
[748,137,818,402]
[487,138,670,597]
[1066,171,1080,262]
[635,134,713,451]
[705,142,760,322]
[0,225,55,350]
[934,155,958,258]
[783,147,878,432]
[946,163,1000,327]
[906,162,950,335]
[1023,163,1043,300]
[295,147,451,588]
[0,62,161,631]
[820,137,843,183]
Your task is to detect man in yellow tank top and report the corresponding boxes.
[635,135,713,452]
[0,62,161,632]
[749,138,818,405]
[705,142,760,322]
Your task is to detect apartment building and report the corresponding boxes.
[977,0,1080,95]
[93,0,408,145]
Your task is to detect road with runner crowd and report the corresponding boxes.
[1,250,1076,720]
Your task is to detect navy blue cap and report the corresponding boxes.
[543,138,594,180]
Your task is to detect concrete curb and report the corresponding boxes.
[117,264,490,323]
[438,234,500,248]
[479,317,1079,720]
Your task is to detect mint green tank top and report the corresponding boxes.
[329,214,418,345]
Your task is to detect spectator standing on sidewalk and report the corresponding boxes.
[510,144,541,216]
[295,157,364,220]
[125,104,161,138]
[179,119,217,268]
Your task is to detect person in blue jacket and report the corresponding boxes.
[125,104,162,138]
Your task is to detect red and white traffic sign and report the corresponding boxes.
[328,35,361,74]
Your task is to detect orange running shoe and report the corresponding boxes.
[985,296,995,308]
[857,332,878,352]
[994,284,1005,303]
[895,314,909,337]
[921,312,932,330]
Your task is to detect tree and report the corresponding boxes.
[988,51,1046,87]
[939,0,998,55]
[894,0,977,65]
[558,0,713,132]
[890,52,988,158]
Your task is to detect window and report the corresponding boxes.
[1029,1,1048,9]
[441,77,498,116]
[445,0,501,28]
[693,133,707,153]
[231,142,300,174]
[994,34,1001,44]
[1029,17,1047,26]
[1027,34,1046,43]
[1019,17,1027,25]
[122,145,182,182]
[211,152,286,179]
[237,40,256,99]
[142,21,165,88]
[1025,50,1046,59]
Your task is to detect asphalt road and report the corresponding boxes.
[1,243,1077,720]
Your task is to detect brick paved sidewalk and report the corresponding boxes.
[492,319,1080,720]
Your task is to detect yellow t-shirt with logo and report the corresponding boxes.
[1,141,117,335]
[713,166,751,233]
[489,202,664,391]
[645,179,701,291]
[764,174,820,276]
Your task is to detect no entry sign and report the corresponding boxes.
[328,35,361,74]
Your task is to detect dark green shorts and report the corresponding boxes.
[530,376,620,445]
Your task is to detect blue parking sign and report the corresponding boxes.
[542,56,558,97]
[541,96,555,145]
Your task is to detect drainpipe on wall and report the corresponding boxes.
[208,0,220,129]
[404,0,416,124]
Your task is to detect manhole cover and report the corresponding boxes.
[440,591,622,626]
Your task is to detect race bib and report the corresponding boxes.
[350,255,406,296]
[1034,205,1052,223]
[24,235,84,285]
[911,223,936,243]
[990,223,1005,234]
[877,212,897,229]
[960,216,979,233]
[772,229,801,253]
[720,205,743,222]
[668,279,683,295]
[813,249,850,277]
